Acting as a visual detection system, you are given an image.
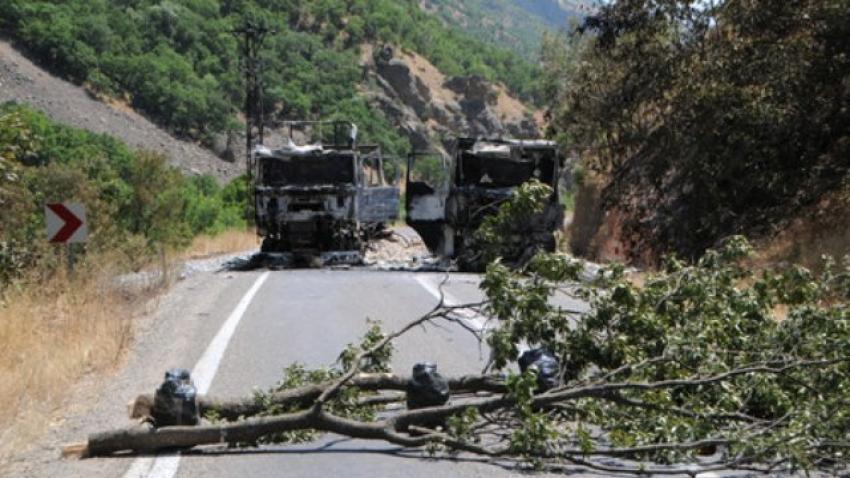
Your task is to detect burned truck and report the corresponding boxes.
[406,138,564,270]
[253,121,399,260]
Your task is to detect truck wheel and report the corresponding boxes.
[261,238,282,253]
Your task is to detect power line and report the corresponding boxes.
[230,20,276,181]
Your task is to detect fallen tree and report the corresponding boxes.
[68,185,850,476]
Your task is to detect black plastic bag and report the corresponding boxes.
[518,348,560,392]
[406,362,450,409]
[152,368,199,427]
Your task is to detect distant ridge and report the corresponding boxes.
[516,0,583,28]
[420,0,590,57]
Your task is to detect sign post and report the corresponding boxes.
[45,202,88,275]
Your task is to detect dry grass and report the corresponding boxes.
[180,229,260,259]
[0,229,257,466]
[493,84,533,125]
[0,260,142,465]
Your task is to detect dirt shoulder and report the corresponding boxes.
[1,257,261,478]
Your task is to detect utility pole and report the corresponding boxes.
[231,20,275,182]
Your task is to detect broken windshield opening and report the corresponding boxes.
[260,154,355,186]
[458,154,556,187]
[407,154,450,189]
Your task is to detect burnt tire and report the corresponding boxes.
[261,237,286,253]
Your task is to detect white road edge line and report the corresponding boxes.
[122,271,271,478]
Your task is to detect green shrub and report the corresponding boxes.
[0,103,249,285]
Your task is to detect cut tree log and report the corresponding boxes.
[74,402,500,458]
[70,373,509,458]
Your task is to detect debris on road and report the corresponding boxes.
[362,227,436,270]
[405,363,450,410]
[517,348,560,392]
[220,226,449,272]
[151,369,199,427]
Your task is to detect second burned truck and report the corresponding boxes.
[252,121,399,260]
[406,137,565,270]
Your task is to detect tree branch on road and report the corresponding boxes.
[67,190,850,476]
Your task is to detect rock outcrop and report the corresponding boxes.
[362,45,540,155]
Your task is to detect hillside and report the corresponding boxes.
[0,0,543,166]
[420,0,588,57]
[0,41,240,181]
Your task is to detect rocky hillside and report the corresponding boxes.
[361,45,540,156]
[0,40,240,181]
[0,0,543,176]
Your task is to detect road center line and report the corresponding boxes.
[417,275,718,476]
[414,275,489,332]
[122,271,270,478]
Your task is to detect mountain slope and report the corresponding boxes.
[361,45,540,156]
[0,40,240,181]
[0,0,542,165]
[527,0,592,27]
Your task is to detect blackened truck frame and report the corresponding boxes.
[406,138,564,269]
[252,121,399,254]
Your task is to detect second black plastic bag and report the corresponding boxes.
[518,348,561,392]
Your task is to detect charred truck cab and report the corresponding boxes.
[406,138,564,270]
[253,121,399,260]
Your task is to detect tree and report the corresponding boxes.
[0,109,39,284]
[121,151,191,249]
[73,185,850,476]
[549,0,850,263]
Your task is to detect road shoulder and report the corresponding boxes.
[3,268,262,478]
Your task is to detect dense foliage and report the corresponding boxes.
[0,0,540,154]
[475,186,850,472]
[478,237,850,472]
[548,0,850,261]
[0,103,248,285]
[473,179,555,266]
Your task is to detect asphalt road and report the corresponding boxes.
[171,269,522,478]
[156,269,584,478]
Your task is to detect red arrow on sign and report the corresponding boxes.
[47,203,84,243]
